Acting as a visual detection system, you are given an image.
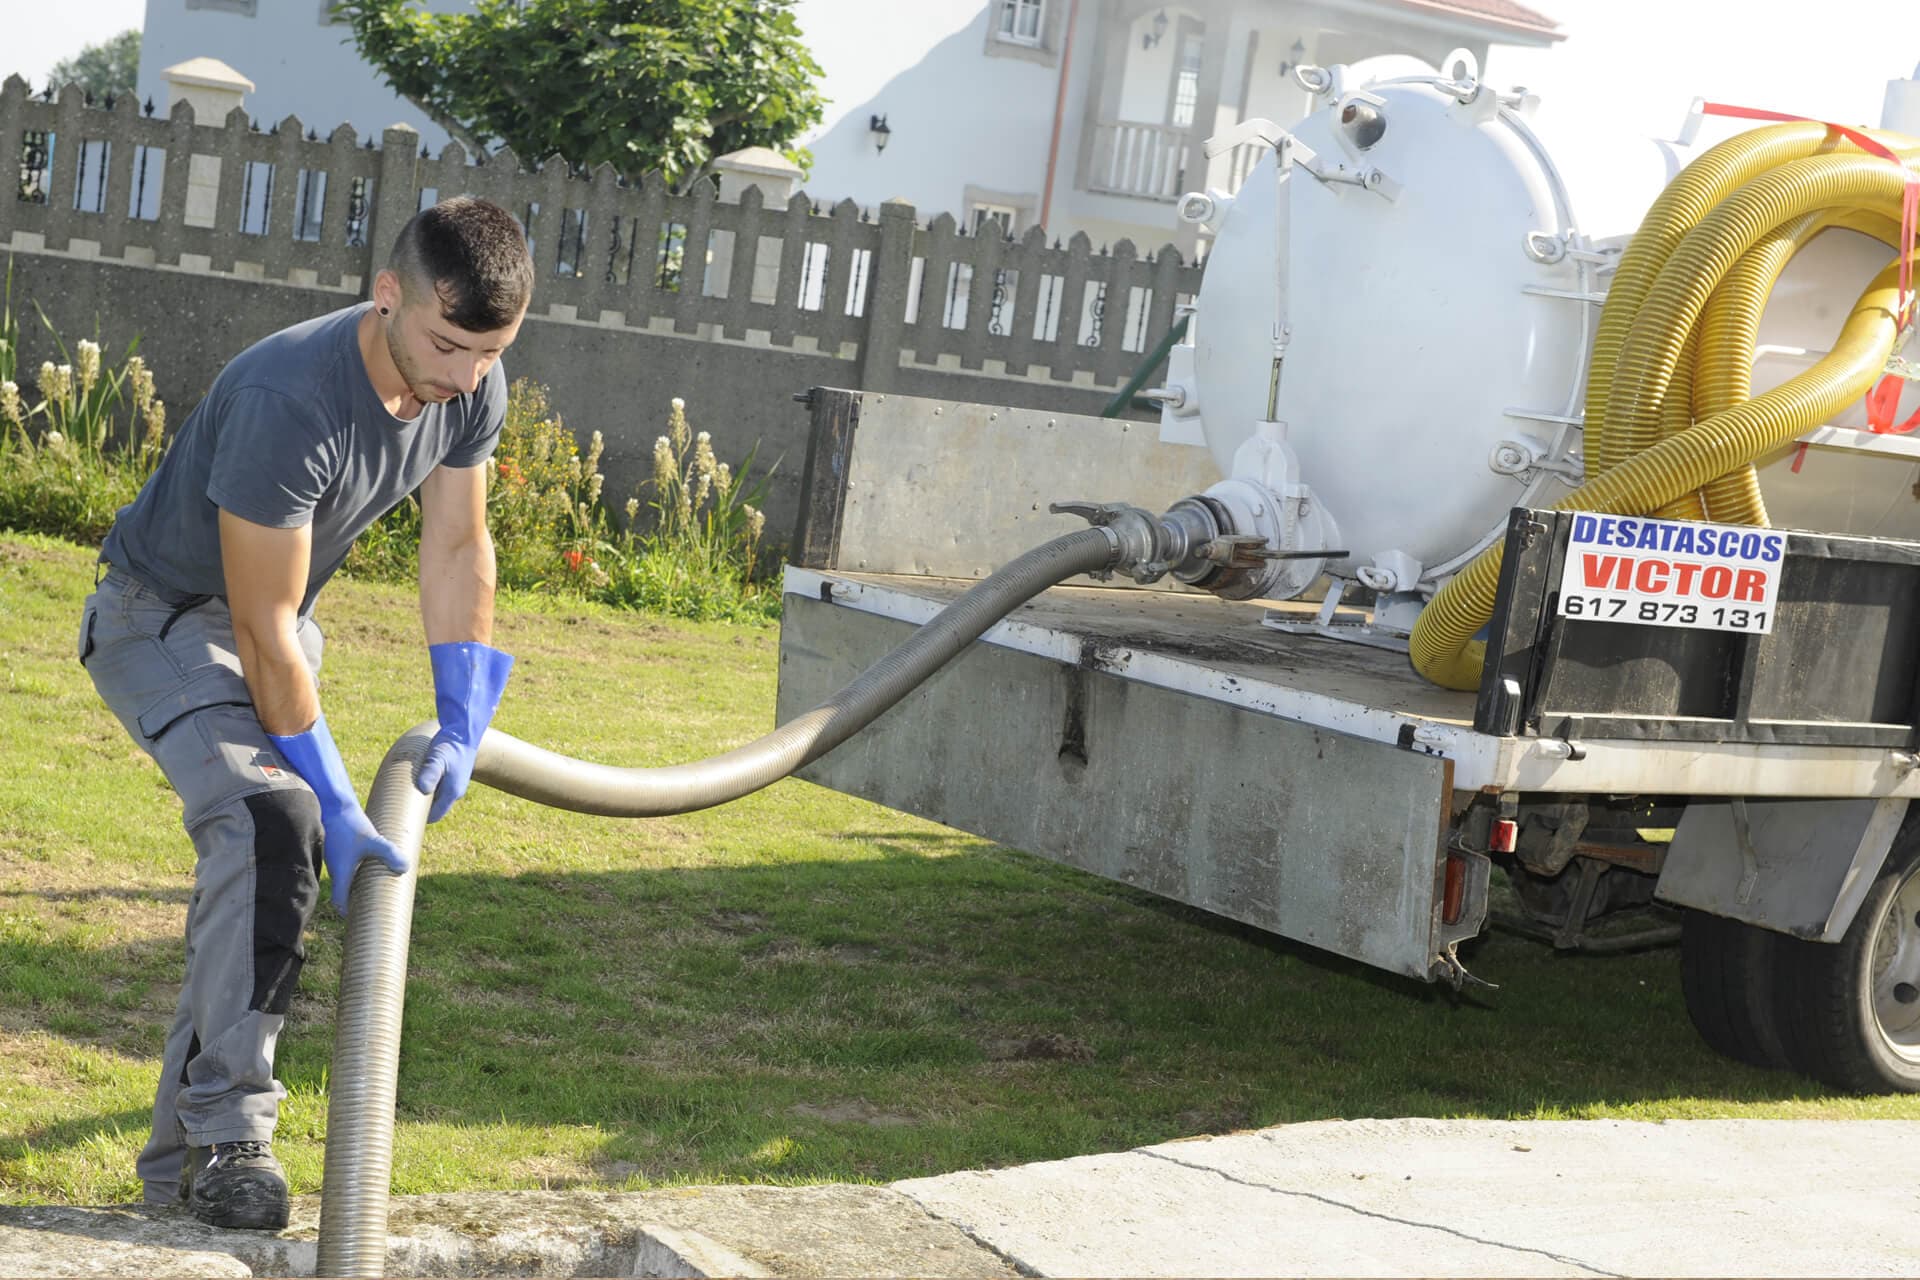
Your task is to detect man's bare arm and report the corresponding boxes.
[418,462,496,645]
[220,509,320,736]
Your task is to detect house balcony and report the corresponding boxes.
[1084,119,1196,202]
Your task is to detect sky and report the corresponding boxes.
[2,0,1917,140]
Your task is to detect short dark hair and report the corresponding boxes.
[387,196,534,332]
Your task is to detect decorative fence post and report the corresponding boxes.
[362,124,420,286]
[856,199,917,393]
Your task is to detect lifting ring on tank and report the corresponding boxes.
[1293,63,1333,96]
[1178,191,1220,226]
[1524,230,1569,264]
[1439,47,1481,104]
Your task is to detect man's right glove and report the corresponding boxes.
[269,713,411,914]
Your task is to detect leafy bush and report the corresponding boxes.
[0,273,778,626]
[346,380,779,624]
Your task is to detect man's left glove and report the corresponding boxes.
[415,641,515,824]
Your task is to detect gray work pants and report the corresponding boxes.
[77,569,327,1205]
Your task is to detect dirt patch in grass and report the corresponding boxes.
[789,1101,918,1128]
[985,1033,1096,1064]
[0,855,186,940]
[0,540,82,570]
[707,910,771,935]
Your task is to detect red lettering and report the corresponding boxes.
[1582,554,1621,589]
[1701,565,1734,599]
[1672,561,1703,594]
[1734,568,1767,602]
[1634,559,1670,593]
[1614,556,1633,589]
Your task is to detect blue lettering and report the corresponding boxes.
[1573,513,1598,543]
[1762,533,1785,562]
[1598,516,1619,546]
[1671,526,1696,555]
[1739,532,1762,560]
[1636,521,1663,550]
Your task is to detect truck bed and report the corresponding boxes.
[784,565,1920,800]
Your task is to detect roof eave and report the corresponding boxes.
[1378,0,1565,45]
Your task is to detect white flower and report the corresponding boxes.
[75,339,101,394]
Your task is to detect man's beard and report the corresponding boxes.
[382,317,456,407]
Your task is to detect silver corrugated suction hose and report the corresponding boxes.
[316,528,1121,1275]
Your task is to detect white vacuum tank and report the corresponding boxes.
[1161,52,1920,600]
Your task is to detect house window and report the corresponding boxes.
[970,203,1019,237]
[187,0,259,14]
[996,0,1045,47]
[1168,30,1203,128]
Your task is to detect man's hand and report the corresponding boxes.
[416,637,514,821]
[270,715,412,913]
[416,642,514,823]
[415,461,507,822]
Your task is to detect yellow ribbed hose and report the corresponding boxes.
[1687,212,1825,522]
[1586,123,1841,472]
[1585,125,1917,472]
[1652,326,1705,519]
[1409,253,1916,690]
[1602,155,1910,473]
[1690,210,1904,523]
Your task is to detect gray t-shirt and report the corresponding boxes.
[102,303,506,614]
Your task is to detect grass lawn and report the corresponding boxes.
[4,532,1916,1206]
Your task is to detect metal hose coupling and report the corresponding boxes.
[1050,495,1344,600]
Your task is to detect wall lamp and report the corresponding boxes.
[1141,9,1168,49]
[869,114,891,155]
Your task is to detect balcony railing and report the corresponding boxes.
[1085,120,1194,202]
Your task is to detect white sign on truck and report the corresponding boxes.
[1556,513,1783,635]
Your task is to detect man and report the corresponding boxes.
[77,196,532,1230]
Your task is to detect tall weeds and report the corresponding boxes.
[0,277,167,543]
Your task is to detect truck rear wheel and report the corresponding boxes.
[1773,841,1920,1094]
[1679,909,1789,1070]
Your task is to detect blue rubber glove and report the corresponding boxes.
[268,714,411,915]
[415,641,515,824]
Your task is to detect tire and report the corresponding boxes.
[1679,908,1790,1070]
[1773,840,1920,1094]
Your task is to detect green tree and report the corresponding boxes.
[48,29,141,100]
[333,0,826,190]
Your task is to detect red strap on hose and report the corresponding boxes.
[1701,102,1920,433]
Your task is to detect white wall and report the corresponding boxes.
[1114,7,1190,123]
[136,0,456,147]
[793,1,1060,227]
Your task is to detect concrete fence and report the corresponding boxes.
[2,77,1204,537]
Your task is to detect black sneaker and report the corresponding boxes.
[181,1140,290,1230]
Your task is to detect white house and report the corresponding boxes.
[797,0,1560,253]
[134,0,1561,252]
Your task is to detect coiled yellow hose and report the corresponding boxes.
[1688,210,1903,523]
[1409,131,1918,690]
